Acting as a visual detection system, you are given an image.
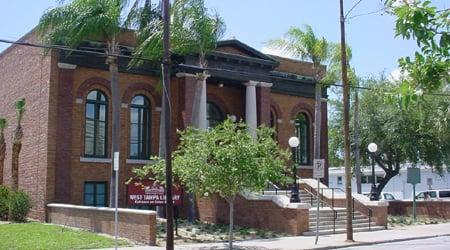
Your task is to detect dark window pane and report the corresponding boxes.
[99,104,106,121]
[84,183,94,194]
[207,102,224,128]
[86,104,95,119]
[129,96,151,159]
[130,143,138,157]
[85,138,94,156]
[131,96,145,105]
[87,91,97,100]
[85,90,108,157]
[84,195,94,206]
[295,113,310,165]
[95,195,106,207]
[99,93,106,102]
[439,191,450,198]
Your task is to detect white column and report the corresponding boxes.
[244,81,258,138]
[198,74,208,130]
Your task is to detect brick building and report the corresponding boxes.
[0,30,328,220]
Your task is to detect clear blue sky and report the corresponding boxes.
[0,0,447,77]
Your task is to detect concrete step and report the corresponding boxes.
[309,222,378,231]
[308,215,368,222]
[303,226,385,236]
[309,218,370,226]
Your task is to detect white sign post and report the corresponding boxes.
[313,159,325,245]
[113,152,119,250]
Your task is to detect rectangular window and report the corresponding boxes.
[439,191,450,198]
[84,182,107,207]
[337,176,343,185]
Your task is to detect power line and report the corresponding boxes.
[1,37,449,98]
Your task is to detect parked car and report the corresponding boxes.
[362,192,397,201]
[415,189,450,200]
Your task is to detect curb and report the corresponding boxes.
[308,233,450,250]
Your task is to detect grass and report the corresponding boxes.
[0,222,130,250]
[388,215,450,227]
[156,219,289,246]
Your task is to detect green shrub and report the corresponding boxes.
[8,190,32,222]
[0,186,11,220]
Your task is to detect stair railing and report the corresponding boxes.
[352,197,374,231]
[317,187,345,209]
[303,187,340,234]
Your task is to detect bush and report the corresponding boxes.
[0,186,11,220]
[8,190,31,222]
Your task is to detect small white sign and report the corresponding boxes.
[313,159,325,178]
[113,152,120,171]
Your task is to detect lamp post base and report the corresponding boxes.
[290,186,300,203]
[369,185,379,201]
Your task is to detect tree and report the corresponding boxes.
[0,118,6,185]
[37,0,130,206]
[268,24,333,178]
[358,77,449,195]
[330,75,450,195]
[132,119,290,250]
[384,0,449,102]
[11,99,25,191]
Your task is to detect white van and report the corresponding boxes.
[415,189,450,200]
[362,192,397,201]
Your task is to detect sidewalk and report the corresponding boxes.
[104,223,450,250]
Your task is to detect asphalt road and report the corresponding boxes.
[340,235,450,250]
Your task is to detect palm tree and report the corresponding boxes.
[37,0,130,206]
[129,0,225,221]
[172,0,225,129]
[11,99,25,191]
[268,24,332,171]
[0,118,6,186]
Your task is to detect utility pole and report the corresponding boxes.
[354,88,361,194]
[339,0,354,242]
[162,0,174,249]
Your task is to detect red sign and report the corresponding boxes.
[127,180,183,206]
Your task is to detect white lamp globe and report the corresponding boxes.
[368,143,378,153]
[288,136,300,148]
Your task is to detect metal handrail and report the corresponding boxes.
[352,197,374,231]
[303,187,339,234]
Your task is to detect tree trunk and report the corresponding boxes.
[228,197,235,250]
[353,90,361,193]
[0,131,5,185]
[108,55,120,208]
[11,125,23,191]
[339,0,353,241]
[374,157,401,195]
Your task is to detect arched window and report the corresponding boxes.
[207,101,224,128]
[295,113,310,165]
[85,90,108,158]
[130,95,151,159]
[270,108,278,140]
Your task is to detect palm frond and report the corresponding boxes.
[14,98,26,123]
[37,0,127,52]
[0,118,6,130]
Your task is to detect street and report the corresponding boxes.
[341,235,450,250]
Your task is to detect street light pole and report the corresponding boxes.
[289,137,300,203]
[368,143,379,201]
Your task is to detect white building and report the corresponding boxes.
[328,166,450,199]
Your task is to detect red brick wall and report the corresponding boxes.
[47,204,156,245]
[388,201,450,219]
[0,31,55,220]
[196,195,310,235]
